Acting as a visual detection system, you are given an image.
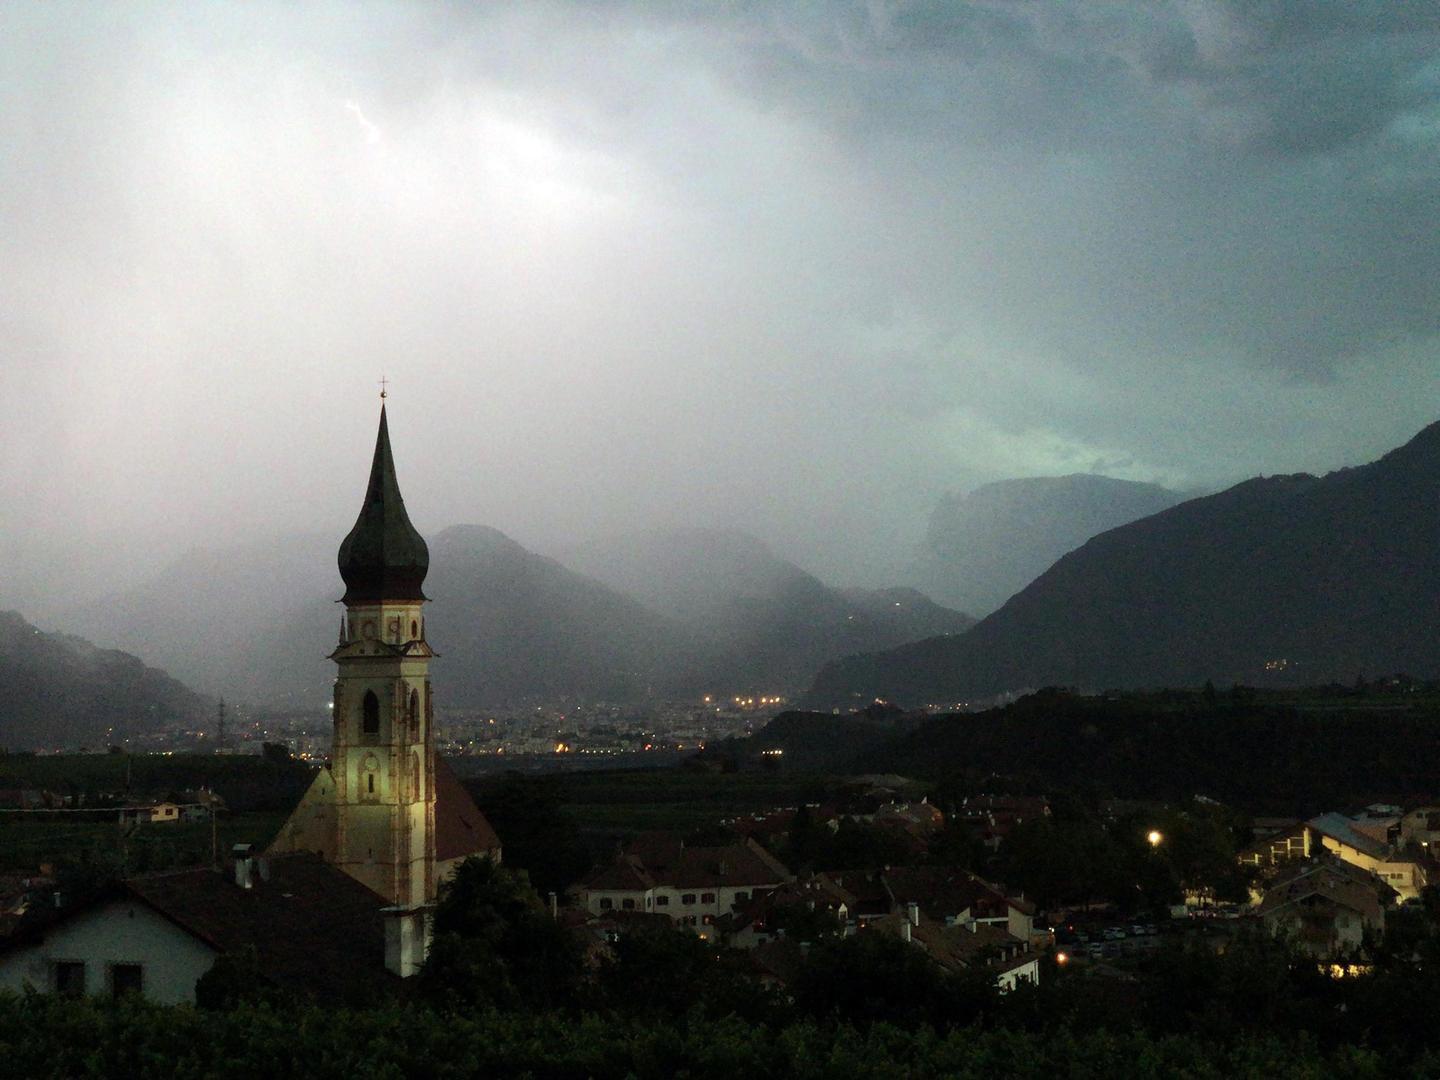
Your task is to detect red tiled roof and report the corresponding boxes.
[828,871,890,918]
[1257,864,1386,923]
[871,913,1034,975]
[583,856,656,892]
[883,865,1023,920]
[668,840,789,889]
[122,853,398,1002]
[434,757,500,861]
[624,833,685,873]
[584,838,790,893]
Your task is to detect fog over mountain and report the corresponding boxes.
[4,3,1439,611]
[912,475,1188,615]
[60,524,970,708]
[564,527,975,692]
[0,610,207,750]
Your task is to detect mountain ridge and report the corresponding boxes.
[911,473,1187,615]
[0,610,208,749]
[64,524,970,707]
[808,421,1440,708]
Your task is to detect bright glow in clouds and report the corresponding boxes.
[0,1,1438,613]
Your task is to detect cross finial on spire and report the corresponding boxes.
[379,375,389,400]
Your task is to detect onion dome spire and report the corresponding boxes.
[337,405,429,604]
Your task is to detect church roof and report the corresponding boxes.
[338,405,429,604]
[434,757,502,861]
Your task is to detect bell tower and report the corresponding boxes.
[329,404,436,907]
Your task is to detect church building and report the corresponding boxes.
[270,402,501,905]
[0,403,498,1001]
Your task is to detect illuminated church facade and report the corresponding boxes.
[270,404,499,907]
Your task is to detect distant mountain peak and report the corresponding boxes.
[811,419,1440,709]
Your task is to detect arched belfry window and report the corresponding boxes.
[362,690,380,735]
[409,689,420,736]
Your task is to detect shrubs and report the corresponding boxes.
[0,994,1413,1080]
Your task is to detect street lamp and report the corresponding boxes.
[1147,830,1163,848]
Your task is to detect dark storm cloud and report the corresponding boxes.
[0,1,1437,604]
[611,1,1440,382]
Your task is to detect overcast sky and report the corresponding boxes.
[3,1,1438,610]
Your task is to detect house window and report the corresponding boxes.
[362,690,380,734]
[599,898,613,910]
[53,961,85,997]
[110,963,143,998]
[681,894,696,905]
[734,892,748,903]
[655,896,669,907]
[622,898,636,911]
[408,689,421,736]
[701,892,715,904]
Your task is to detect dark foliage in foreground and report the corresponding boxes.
[0,994,1417,1080]
[15,859,1440,1076]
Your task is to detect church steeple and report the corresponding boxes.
[327,402,436,907]
[270,399,498,923]
[337,405,429,604]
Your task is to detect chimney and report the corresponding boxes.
[901,919,912,943]
[382,906,431,978]
[548,891,558,918]
[907,901,920,926]
[232,844,254,889]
